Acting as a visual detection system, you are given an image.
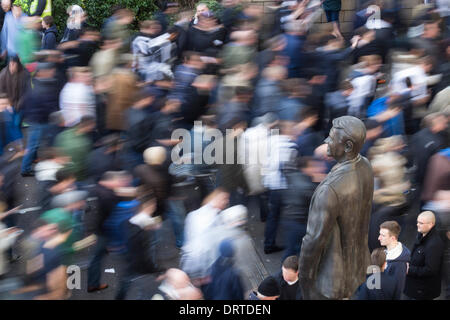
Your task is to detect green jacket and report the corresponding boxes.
[16,28,39,65]
[41,208,79,265]
[54,128,92,181]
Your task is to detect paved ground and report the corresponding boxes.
[3,165,284,300]
[2,156,447,300]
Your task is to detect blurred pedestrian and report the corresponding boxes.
[204,239,245,300]
[20,62,58,176]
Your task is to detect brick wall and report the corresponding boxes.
[247,0,425,34]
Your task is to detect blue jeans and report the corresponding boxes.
[165,199,185,248]
[21,123,48,173]
[281,219,307,262]
[264,190,283,249]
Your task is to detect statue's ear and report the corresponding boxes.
[345,140,353,153]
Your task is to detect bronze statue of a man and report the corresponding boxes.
[299,116,374,299]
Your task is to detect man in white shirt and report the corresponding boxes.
[262,121,298,254]
[180,188,230,281]
[378,220,411,299]
[59,67,96,127]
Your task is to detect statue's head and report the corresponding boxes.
[325,116,366,162]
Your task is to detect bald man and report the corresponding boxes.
[403,211,444,300]
[152,268,203,300]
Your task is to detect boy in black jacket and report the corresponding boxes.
[355,248,398,300]
[41,15,57,50]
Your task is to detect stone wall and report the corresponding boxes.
[247,0,425,34]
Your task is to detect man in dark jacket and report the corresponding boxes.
[134,146,171,219]
[125,196,161,275]
[41,15,57,50]
[280,156,317,261]
[299,116,374,300]
[86,133,124,183]
[410,112,448,189]
[87,171,130,293]
[378,220,410,299]
[403,211,445,300]
[20,62,59,176]
[275,255,302,300]
[204,239,245,300]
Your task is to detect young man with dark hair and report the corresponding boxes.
[41,15,57,50]
[378,220,410,299]
[274,255,302,300]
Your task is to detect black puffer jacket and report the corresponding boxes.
[404,227,444,300]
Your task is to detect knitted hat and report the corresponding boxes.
[258,276,280,297]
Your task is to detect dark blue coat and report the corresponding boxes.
[404,227,444,299]
[355,272,398,300]
[385,243,410,299]
[205,257,245,300]
[22,78,59,124]
[42,25,58,50]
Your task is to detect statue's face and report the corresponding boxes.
[324,127,346,161]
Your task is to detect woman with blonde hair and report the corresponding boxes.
[60,4,85,43]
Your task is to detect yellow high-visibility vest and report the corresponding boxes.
[29,0,52,18]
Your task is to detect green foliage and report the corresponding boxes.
[52,0,159,36]
[200,0,224,16]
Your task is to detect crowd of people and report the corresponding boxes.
[0,0,449,300]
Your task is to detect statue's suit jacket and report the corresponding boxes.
[299,154,374,299]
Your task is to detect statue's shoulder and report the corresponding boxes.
[357,155,374,172]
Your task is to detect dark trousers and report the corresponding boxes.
[114,251,134,300]
[87,234,108,289]
[264,190,283,250]
[258,192,269,222]
[281,219,307,262]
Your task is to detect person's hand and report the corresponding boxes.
[406,262,409,274]
[385,107,401,119]
[351,35,361,48]
[6,227,21,234]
